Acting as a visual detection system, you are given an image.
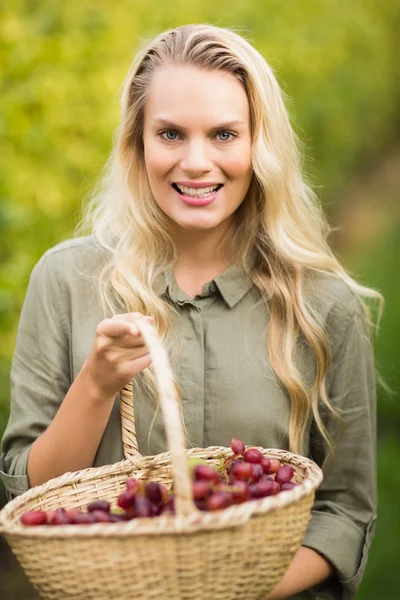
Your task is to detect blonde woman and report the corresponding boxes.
[0,24,379,599]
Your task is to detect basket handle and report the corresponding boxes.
[120,380,140,459]
[119,318,196,517]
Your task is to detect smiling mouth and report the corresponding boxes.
[172,183,223,198]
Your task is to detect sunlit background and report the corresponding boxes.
[1,1,399,597]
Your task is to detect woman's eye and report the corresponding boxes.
[217,131,235,141]
[160,130,179,141]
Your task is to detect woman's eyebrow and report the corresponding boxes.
[152,118,246,131]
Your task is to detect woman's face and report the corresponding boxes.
[142,65,253,237]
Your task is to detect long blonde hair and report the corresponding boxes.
[77,24,382,456]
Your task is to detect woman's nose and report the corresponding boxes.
[180,139,213,174]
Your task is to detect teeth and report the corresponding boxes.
[175,184,220,198]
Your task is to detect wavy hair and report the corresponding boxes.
[77,24,383,457]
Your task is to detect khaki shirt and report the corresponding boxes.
[0,237,377,600]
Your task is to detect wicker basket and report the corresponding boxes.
[0,319,323,600]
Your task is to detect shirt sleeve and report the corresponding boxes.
[301,297,377,600]
[0,253,71,502]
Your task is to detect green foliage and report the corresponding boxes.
[0,2,399,598]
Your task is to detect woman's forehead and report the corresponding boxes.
[144,65,250,127]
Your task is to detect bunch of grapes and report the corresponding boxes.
[19,438,298,526]
[19,478,172,526]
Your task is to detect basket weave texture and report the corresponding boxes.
[0,319,323,600]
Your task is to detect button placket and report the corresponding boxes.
[177,301,205,448]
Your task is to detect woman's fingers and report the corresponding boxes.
[119,353,153,379]
[104,344,151,368]
[96,319,134,339]
[111,313,154,337]
[98,314,153,339]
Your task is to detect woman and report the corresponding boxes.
[0,24,380,599]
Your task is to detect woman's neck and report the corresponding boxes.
[172,222,234,269]
[171,226,236,298]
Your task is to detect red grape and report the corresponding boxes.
[248,484,261,499]
[268,458,281,474]
[225,458,242,475]
[71,512,96,524]
[133,497,153,518]
[49,509,70,525]
[230,438,245,456]
[281,482,299,491]
[122,508,135,520]
[46,510,57,523]
[243,448,263,464]
[270,481,281,495]
[250,463,263,483]
[192,480,211,500]
[257,479,275,498]
[151,503,164,516]
[163,496,175,514]
[117,491,136,510]
[20,511,47,526]
[91,510,111,523]
[47,508,66,525]
[206,492,233,511]
[146,482,168,506]
[260,457,271,473]
[260,474,273,481]
[194,499,207,511]
[275,465,294,485]
[53,513,70,525]
[231,481,251,504]
[193,464,220,484]
[87,500,110,513]
[108,513,125,522]
[126,478,141,493]
[231,461,252,481]
[65,508,81,523]
[213,483,232,494]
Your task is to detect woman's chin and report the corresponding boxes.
[173,217,223,232]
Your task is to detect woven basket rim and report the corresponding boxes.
[0,446,323,537]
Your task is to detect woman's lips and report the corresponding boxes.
[172,185,222,206]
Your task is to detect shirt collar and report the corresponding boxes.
[152,270,170,297]
[213,263,254,308]
[152,254,256,308]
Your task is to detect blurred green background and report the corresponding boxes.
[1,0,399,598]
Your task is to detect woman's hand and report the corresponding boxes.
[83,312,153,400]
[264,547,334,599]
